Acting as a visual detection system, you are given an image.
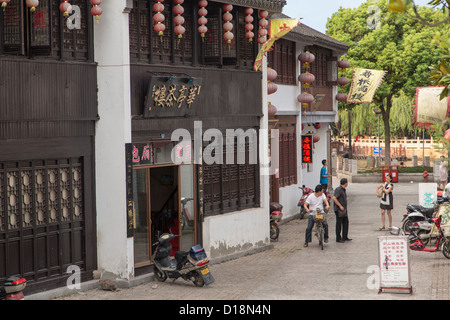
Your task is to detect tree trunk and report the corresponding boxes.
[382,96,392,165]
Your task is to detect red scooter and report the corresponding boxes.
[0,276,27,300]
[409,216,450,259]
[270,202,283,241]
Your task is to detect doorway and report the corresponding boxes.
[133,164,196,268]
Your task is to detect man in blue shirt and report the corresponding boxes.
[320,159,328,191]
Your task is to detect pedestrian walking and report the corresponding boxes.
[320,159,328,191]
[376,174,394,231]
[332,178,352,243]
[439,155,448,189]
[303,185,330,247]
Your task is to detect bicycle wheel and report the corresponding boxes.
[318,225,324,250]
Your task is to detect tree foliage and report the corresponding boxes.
[326,0,448,163]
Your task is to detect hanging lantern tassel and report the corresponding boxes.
[1,0,10,12]
[60,0,72,17]
[26,0,39,12]
[173,0,185,45]
[198,0,208,42]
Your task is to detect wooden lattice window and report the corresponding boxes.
[277,117,297,187]
[202,136,260,216]
[0,0,91,60]
[267,39,296,85]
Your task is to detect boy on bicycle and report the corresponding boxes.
[303,185,330,247]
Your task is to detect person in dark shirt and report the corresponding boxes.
[332,178,352,243]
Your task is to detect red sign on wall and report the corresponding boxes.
[301,135,313,164]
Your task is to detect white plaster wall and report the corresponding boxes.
[94,1,134,279]
[202,208,270,259]
[301,126,328,189]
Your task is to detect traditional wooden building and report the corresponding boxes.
[0,0,97,293]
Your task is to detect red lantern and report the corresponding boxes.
[222,4,233,45]
[267,82,278,95]
[267,68,277,82]
[268,103,277,117]
[298,72,315,85]
[297,93,314,104]
[445,129,450,143]
[198,0,208,40]
[26,0,39,12]
[313,134,320,143]
[90,0,102,22]
[337,77,349,86]
[1,0,11,10]
[173,1,185,40]
[338,60,351,69]
[60,1,72,17]
[336,93,348,102]
[245,8,254,42]
[314,123,321,129]
[153,0,165,37]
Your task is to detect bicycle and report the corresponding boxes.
[314,208,327,250]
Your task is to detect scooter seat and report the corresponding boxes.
[174,251,188,264]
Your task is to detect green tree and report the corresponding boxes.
[327,0,447,164]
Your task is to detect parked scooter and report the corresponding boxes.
[401,203,436,232]
[152,233,214,287]
[298,186,313,219]
[0,276,27,300]
[270,202,283,241]
[411,220,434,246]
[409,216,450,259]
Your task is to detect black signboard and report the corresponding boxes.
[125,143,135,238]
[144,75,203,118]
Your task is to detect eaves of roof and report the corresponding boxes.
[211,0,286,13]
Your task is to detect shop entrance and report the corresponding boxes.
[133,164,196,268]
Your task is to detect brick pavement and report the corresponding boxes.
[49,182,450,300]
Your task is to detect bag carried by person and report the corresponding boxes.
[337,208,347,218]
[377,186,384,198]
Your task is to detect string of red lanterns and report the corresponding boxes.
[267,68,278,117]
[258,10,268,44]
[244,8,254,42]
[222,4,234,45]
[153,0,166,40]
[198,0,208,41]
[90,0,102,23]
[336,59,351,103]
[298,51,316,115]
[173,0,185,42]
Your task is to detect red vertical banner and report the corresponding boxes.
[301,135,313,164]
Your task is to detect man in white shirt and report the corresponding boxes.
[303,185,330,247]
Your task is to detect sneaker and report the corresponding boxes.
[303,242,308,247]
[324,239,328,243]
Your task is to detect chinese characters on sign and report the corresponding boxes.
[301,135,313,164]
[347,68,386,104]
[378,236,411,292]
[144,76,203,118]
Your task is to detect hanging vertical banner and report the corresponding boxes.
[347,68,386,104]
[301,135,313,164]
[413,87,450,128]
[378,236,412,294]
[253,19,300,71]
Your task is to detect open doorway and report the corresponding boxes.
[133,164,196,268]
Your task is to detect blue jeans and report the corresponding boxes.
[305,214,329,243]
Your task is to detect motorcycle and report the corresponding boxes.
[152,233,214,287]
[270,202,283,241]
[0,276,27,300]
[401,203,436,232]
[298,186,313,219]
[409,216,450,259]
[411,220,435,246]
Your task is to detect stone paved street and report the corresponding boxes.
[53,182,450,300]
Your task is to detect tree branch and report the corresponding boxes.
[412,5,450,27]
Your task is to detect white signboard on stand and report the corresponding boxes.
[378,236,412,294]
[418,183,437,208]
